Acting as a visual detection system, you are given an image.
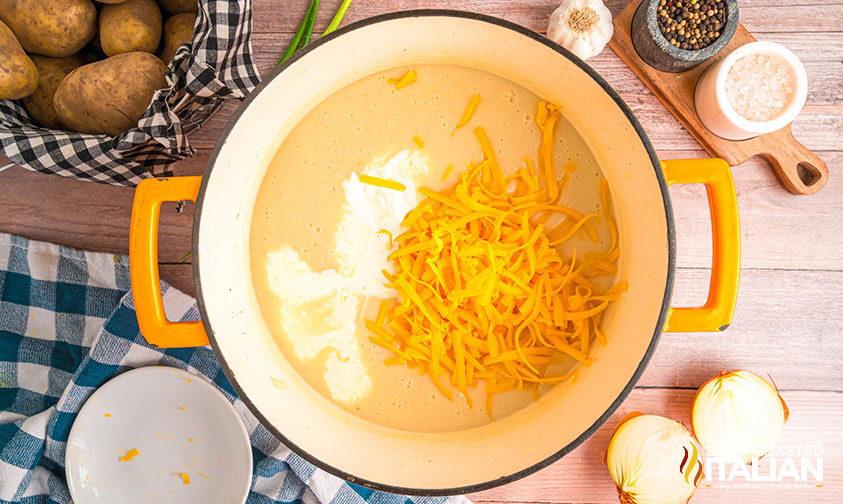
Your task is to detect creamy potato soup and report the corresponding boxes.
[250,64,616,432]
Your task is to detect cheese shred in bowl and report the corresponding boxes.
[366,101,625,416]
[358,173,407,192]
[387,70,418,90]
[454,94,482,130]
[118,448,140,462]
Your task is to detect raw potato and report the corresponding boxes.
[21,54,86,129]
[99,0,163,57]
[156,0,197,15]
[0,0,97,58]
[0,20,38,100]
[160,13,195,64]
[54,52,167,136]
[96,0,128,3]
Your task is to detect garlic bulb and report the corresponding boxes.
[547,0,614,61]
[692,370,788,464]
[607,414,702,504]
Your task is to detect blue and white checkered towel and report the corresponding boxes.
[0,233,469,504]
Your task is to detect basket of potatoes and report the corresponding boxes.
[0,0,260,186]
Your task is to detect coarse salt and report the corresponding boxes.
[725,53,795,122]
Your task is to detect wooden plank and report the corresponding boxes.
[471,388,841,503]
[739,0,843,5]
[154,263,843,392]
[668,150,843,271]
[2,150,841,271]
[606,103,842,153]
[736,5,843,34]
[247,29,843,66]
[752,33,843,64]
[641,268,843,390]
[250,0,843,34]
[251,0,561,35]
[0,157,204,262]
[160,263,195,297]
[244,32,843,105]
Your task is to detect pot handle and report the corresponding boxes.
[662,159,741,333]
[130,176,209,348]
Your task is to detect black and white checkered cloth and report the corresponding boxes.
[0,0,261,187]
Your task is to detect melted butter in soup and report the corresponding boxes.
[250,64,613,432]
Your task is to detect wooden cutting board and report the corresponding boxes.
[608,0,829,195]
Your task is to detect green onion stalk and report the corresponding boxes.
[277,0,353,66]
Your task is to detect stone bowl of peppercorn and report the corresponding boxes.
[631,0,738,73]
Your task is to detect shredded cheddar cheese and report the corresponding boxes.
[536,101,562,201]
[103,413,112,418]
[358,174,407,192]
[387,70,417,90]
[198,472,209,479]
[178,473,190,485]
[454,94,482,130]
[366,101,625,417]
[118,448,139,462]
[441,164,454,181]
[378,229,394,247]
[412,136,425,148]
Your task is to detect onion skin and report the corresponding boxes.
[616,487,638,504]
[691,370,788,464]
[612,411,644,436]
[767,373,790,422]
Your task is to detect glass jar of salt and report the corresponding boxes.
[695,41,807,140]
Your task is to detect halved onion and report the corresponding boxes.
[691,370,788,464]
[607,413,703,504]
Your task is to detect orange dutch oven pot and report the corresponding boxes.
[129,10,740,495]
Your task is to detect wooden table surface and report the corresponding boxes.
[1,0,841,502]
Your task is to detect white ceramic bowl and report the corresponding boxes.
[66,366,253,504]
[695,41,808,140]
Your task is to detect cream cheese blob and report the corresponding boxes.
[264,150,427,403]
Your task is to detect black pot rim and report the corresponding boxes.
[193,9,676,497]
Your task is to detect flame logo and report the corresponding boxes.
[680,444,705,486]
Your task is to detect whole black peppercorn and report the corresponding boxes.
[657,0,727,50]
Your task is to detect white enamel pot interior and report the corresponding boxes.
[194,11,673,495]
